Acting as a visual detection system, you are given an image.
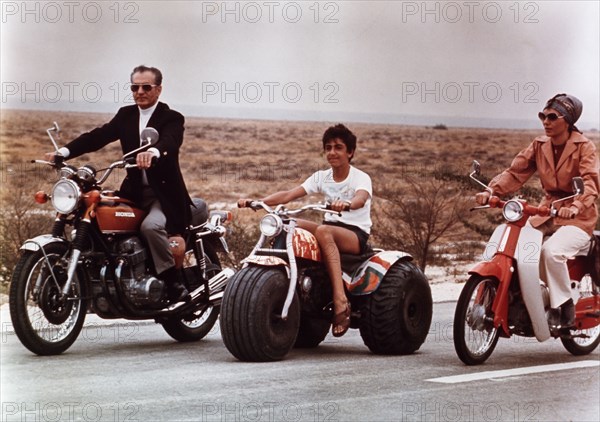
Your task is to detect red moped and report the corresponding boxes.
[453,161,600,365]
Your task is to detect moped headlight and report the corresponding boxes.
[260,214,283,237]
[51,179,81,214]
[502,200,524,222]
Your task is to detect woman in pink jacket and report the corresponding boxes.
[476,93,599,328]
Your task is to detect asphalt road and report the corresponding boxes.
[1,302,599,422]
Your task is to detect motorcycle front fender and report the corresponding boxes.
[344,251,413,295]
[20,234,68,252]
[242,255,289,268]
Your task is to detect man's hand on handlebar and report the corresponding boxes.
[136,151,156,169]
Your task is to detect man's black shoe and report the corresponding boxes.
[560,298,575,328]
[168,282,190,303]
[162,267,190,303]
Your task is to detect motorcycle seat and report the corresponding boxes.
[340,244,376,275]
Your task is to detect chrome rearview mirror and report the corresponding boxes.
[140,127,159,146]
[46,121,61,152]
[469,160,491,192]
[471,160,481,176]
[572,177,584,195]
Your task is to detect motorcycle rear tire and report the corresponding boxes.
[161,262,221,342]
[453,275,500,365]
[220,266,300,362]
[359,260,432,355]
[9,243,87,355]
[561,328,600,356]
[561,277,600,355]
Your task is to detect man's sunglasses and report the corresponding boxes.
[130,84,159,92]
[538,112,564,122]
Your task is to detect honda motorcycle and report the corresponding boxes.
[453,160,600,365]
[220,201,432,361]
[9,122,235,355]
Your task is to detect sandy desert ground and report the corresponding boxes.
[1,109,598,285]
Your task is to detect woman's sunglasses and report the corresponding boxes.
[130,84,159,92]
[538,112,565,122]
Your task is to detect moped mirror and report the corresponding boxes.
[140,127,159,146]
[471,160,481,176]
[572,177,585,195]
[53,121,60,133]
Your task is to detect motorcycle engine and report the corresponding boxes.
[116,237,165,307]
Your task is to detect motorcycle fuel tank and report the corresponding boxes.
[96,198,147,233]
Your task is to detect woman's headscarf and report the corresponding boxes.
[544,93,583,133]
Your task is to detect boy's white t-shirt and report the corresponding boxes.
[301,166,372,234]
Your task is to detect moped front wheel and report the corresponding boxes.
[220,266,300,362]
[453,276,499,365]
[9,243,87,355]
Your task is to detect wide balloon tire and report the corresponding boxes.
[9,243,87,355]
[294,313,330,348]
[453,276,500,365]
[359,260,432,355]
[220,266,300,362]
[161,262,221,342]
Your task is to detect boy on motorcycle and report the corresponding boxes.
[475,93,599,328]
[238,124,372,337]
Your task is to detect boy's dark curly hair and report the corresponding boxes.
[322,124,357,162]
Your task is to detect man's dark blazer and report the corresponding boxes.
[64,102,192,235]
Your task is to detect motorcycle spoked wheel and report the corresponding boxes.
[453,276,500,365]
[561,275,600,355]
[220,266,300,362]
[9,243,87,355]
[359,260,432,355]
[160,255,221,342]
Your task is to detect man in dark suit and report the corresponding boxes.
[45,65,192,302]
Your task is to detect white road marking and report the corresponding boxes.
[427,360,599,384]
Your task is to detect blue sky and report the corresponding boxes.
[2,1,599,129]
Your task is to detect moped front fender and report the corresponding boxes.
[20,234,68,252]
[344,251,413,295]
[516,226,550,341]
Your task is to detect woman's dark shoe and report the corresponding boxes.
[560,299,575,328]
[332,302,351,337]
[548,308,560,328]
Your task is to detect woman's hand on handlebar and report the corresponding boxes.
[475,191,491,205]
[557,206,579,219]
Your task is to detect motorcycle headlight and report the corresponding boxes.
[260,214,283,237]
[51,179,81,214]
[502,200,524,222]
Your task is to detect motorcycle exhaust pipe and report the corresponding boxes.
[163,268,235,313]
[189,268,235,301]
